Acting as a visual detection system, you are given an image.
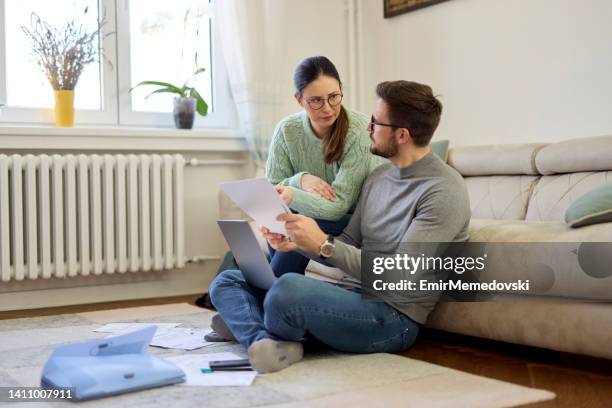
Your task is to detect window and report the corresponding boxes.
[0,0,233,128]
[5,0,102,110]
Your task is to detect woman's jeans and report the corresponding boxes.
[268,214,351,277]
[208,270,420,352]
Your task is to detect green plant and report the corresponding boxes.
[129,67,209,116]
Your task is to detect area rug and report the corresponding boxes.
[0,303,555,407]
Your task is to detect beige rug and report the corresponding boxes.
[0,303,555,407]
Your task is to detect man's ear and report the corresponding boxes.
[397,128,412,145]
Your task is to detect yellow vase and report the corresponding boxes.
[54,90,75,127]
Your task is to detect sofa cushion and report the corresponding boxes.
[468,218,612,301]
[535,135,612,175]
[465,176,539,220]
[448,143,546,176]
[430,139,450,162]
[469,218,612,242]
[565,181,612,228]
[525,171,612,221]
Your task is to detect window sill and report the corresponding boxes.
[0,125,247,152]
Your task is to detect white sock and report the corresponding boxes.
[210,313,237,342]
[248,338,304,373]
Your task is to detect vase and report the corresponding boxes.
[54,90,75,127]
[173,97,196,129]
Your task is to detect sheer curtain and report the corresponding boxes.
[215,0,287,170]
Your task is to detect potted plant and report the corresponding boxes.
[21,10,108,127]
[129,68,209,129]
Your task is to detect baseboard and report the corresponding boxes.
[0,262,217,311]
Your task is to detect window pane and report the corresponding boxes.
[129,0,213,113]
[5,0,102,110]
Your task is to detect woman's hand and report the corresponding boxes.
[275,185,294,205]
[259,226,297,252]
[301,174,336,200]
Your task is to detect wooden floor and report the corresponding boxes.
[0,294,200,320]
[402,330,612,408]
[3,296,611,408]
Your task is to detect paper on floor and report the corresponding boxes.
[95,323,214,350]
[94,322,181,335]
[150,327,214,351]
[166,352,257,387]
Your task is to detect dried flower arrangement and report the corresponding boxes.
[20,9,108,91]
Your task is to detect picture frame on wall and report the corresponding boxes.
[383,0,451,18]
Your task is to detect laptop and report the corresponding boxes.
[217,220,277,290]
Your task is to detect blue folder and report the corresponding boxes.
[41,326,185,401]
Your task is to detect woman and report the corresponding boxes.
[265,55,383,276]
[198,56,381,331]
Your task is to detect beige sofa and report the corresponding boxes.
[427,135,612,360]
[218,135,612,360]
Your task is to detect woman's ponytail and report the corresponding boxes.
[323,105,348,164]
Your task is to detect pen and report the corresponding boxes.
[201,367,254,373]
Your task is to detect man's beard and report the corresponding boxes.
[370,136,399,158]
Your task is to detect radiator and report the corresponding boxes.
[0,154,185,282]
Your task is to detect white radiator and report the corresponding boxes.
[0,154,185,282]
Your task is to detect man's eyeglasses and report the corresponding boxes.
[304,93,343,110]
[368,115,400,133]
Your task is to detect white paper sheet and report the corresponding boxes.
[94,322,181,335]
[166,352,257,386]
[220,177,290,235]
[150,327,214,351]
[95,324,214,351]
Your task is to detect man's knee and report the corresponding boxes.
[209,269,245,302]
[264,273,308,313]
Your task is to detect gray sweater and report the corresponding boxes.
[325,152,471,324]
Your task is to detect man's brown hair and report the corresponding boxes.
[375,81,443,146]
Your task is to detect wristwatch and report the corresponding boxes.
[319,235,335,259]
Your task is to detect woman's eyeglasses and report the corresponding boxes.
[304,93,343,110]
[367,115,399,133]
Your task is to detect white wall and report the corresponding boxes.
[360,0,612,146]
[276,0,354,118]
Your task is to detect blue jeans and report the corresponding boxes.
[268,214,351,277]
[208,270,420,353]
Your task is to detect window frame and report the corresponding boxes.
[0,1,6,109]
[116,0,234,128]
[0,0,234,129]
[0,0,118,125]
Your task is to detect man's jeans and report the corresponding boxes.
[208,270,420,352]
[268,214,351,277]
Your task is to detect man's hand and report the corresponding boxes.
[301,174,336,201]
[260,226,297,252]
[277,213,328,254]
[275,185,294,205]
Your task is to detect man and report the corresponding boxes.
[209,81,470,373]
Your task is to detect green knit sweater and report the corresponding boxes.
[265,109,386,221]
